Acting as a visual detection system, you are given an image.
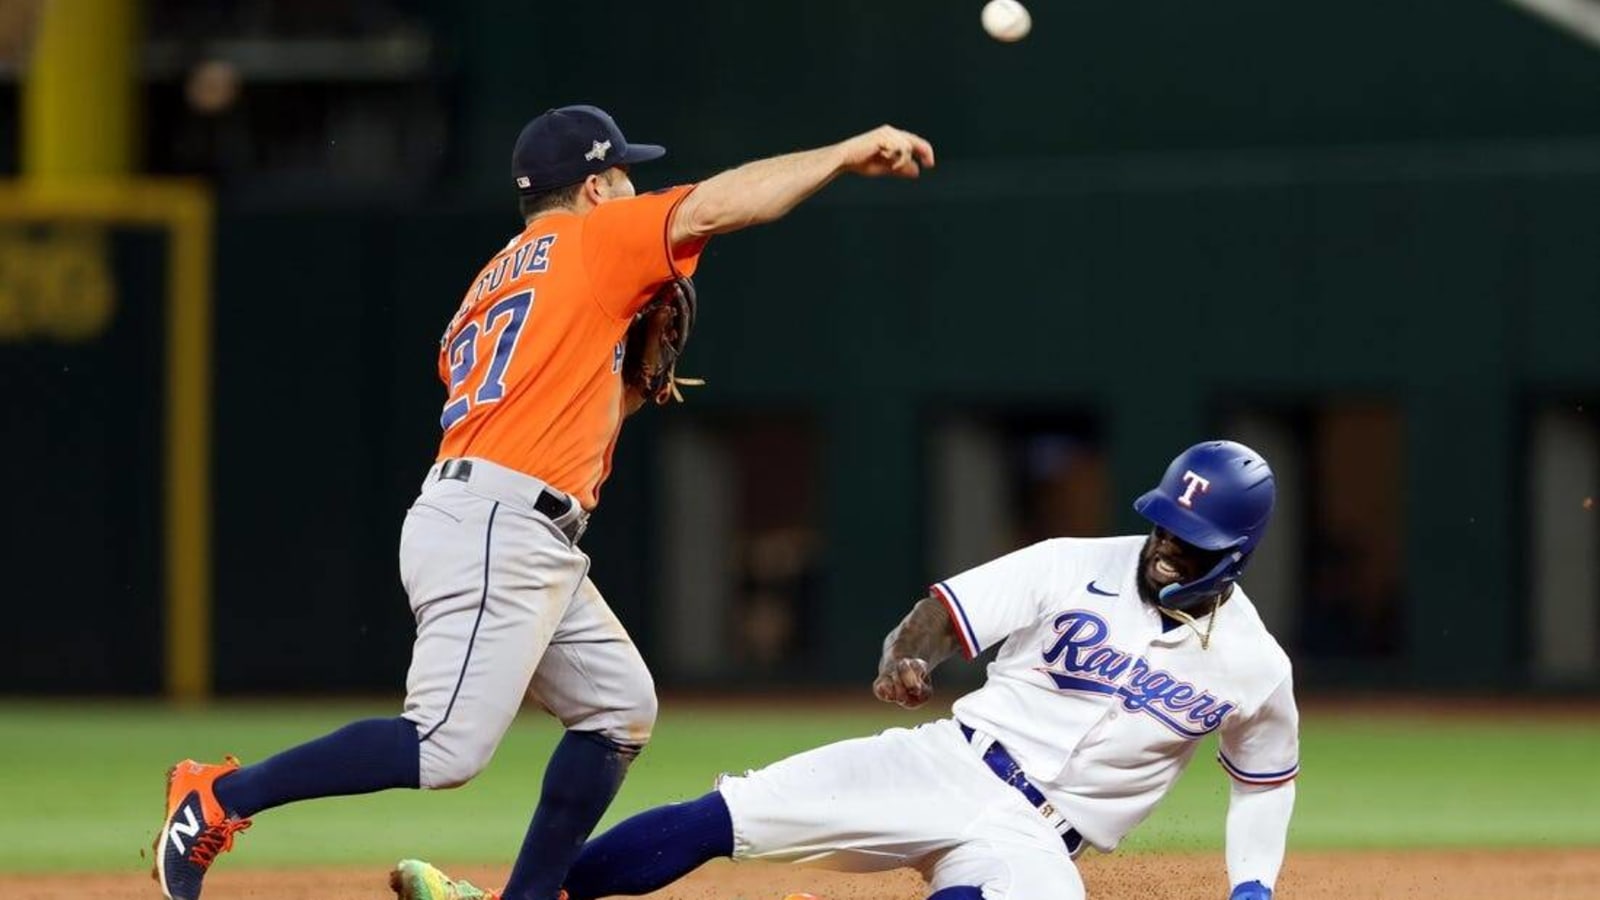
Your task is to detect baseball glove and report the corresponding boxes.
[624,275,703,405]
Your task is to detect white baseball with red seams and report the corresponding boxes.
[717,535,1298,900]
[981,0,1032,42]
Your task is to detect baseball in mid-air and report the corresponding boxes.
[981,0,1032,42]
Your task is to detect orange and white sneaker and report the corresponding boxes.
[152,757,252,900]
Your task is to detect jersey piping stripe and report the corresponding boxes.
[933,581,981,659]
[420,501,500,743]
[1217,751,1299,785]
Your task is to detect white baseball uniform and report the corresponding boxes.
[717,536,1299,900]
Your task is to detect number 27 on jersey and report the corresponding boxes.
[439,289,533,430]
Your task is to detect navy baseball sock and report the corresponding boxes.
[563,791,734,900]
[927,888,984,900]
[212,716,421,818]
[501,730,644,900]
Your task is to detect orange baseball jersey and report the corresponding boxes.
[434,184,705,509]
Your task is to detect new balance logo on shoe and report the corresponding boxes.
[168,802,201,854]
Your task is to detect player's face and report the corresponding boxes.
[1137,526,1230,604]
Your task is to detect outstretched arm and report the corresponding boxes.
[669,125,934,246]
[1225,780,1295,898]
[1218,673,1300,898]
[872,595,963,709]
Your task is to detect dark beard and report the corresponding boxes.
[1136,579,1161,606]
[1136,540,1161,606]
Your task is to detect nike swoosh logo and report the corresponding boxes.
[1086,581,1118,597]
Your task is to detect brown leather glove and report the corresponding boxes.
[623,276,702,405]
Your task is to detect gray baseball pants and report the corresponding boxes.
[397,457,657,789]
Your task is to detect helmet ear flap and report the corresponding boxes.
[1156,550,1249,612]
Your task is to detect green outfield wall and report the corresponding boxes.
[5,0,1600,693]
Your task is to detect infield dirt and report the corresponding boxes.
[13,849,1594,899]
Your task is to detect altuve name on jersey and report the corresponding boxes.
[440,233,558,348]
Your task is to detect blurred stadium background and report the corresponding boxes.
[1,0,1599,893]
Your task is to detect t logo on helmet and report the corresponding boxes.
[1177,470,1211,508]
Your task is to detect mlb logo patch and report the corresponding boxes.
[516,176,531,189]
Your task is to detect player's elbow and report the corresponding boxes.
[1230,777,1295,796]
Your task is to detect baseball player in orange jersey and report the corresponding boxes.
[153,104,934,900]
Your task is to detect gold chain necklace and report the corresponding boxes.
[1159,592,1222,650]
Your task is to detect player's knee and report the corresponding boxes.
[566,679,657,749]
[604,683,659,749]
[628,685,659,744]
[418,735,499,790]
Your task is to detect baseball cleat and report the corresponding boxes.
[152,757,252,900]
[390,859,503,900]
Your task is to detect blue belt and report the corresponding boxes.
[961,723,1084,855]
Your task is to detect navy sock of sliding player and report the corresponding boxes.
[927,888,984,900]
[562,791,734,900]
[212,717,421,818]
[502,730,645,900]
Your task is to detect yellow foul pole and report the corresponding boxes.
[24,0,138,183]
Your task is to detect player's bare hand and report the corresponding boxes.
[873,657,933,708]
[838,126,936,179]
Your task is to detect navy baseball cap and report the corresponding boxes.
[512,104,666,194]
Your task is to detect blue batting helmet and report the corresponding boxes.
[1133,440,1275,607]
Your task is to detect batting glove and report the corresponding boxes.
[1230,880,1272,900]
